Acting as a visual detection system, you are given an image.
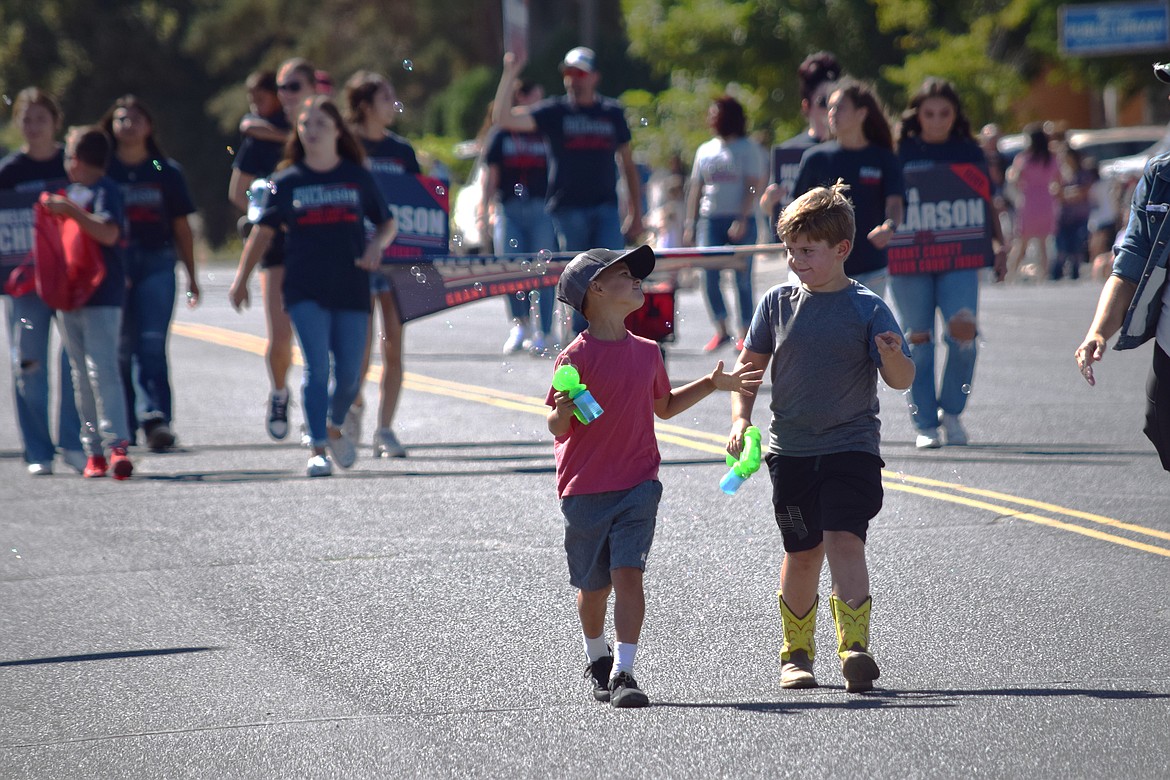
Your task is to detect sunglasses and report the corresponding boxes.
[277,81,306,93]
[813,95,829,109]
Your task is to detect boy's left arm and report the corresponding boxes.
[876,331,915,390]
[42,195,120,246]
[654,360,763,420]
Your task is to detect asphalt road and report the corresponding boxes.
[2,255,1169,779]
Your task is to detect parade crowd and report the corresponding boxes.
[5,43,1170,710]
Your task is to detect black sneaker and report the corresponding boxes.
[584,655,614,702]
[608,671,650,709]
[145,421,176,452]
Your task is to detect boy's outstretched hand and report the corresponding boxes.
[709,360,764,396]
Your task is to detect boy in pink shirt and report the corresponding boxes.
[546,245,762,708]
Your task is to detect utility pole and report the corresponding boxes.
[580,0,597,48]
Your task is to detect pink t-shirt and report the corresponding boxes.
[545,331,672,498]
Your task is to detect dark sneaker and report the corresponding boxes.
[608,671,650,709]
[267,391,290,440]
[145,422,176,452]
[584,655,614,702]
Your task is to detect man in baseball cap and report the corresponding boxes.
[556,245,655,314]
[560,46,597,74]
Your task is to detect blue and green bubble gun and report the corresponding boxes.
[552,365,604,424]
[720,425,762,494]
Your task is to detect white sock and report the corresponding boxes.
[612,641,638,677]
[583,633,610,662]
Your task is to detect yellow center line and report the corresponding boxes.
[173,320,1170,558]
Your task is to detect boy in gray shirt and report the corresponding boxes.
[728,183,914,692]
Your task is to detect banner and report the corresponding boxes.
[384,245,770,323]
[886,163,993,275]
[0,190,39,290]
[370,171,450,260]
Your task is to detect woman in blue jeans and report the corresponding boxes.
[230,96,396,477]
[101,95,200,452]
[0,87,84,475]
[685,96,766,352]
[892,79,1007,449]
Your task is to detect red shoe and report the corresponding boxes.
[83,455,108,478]
[703,333,731,352]
[110,446,134,480]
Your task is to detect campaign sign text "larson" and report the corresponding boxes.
[886,163,993,275]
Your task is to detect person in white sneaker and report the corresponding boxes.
[481,79,557,356]
[230,97,395,477]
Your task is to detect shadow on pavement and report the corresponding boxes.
[656,685,1170,712]
[0,646,221,667]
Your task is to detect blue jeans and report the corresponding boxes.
[887,269,980,432]
[497,198,557,334]
[60,305,131,456]
[120,247,178,435]
[551,203,625,333]
[5,294,82,463]
[287,300,369,447]
[699,216,756,331]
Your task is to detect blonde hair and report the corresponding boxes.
[777,180,855,247]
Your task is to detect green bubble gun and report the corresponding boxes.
[721,425,762,494]
[552,364,604,424]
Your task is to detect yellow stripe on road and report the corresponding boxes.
[173,320,1170,560]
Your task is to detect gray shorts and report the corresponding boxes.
[560,479,662,591]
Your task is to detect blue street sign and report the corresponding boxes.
[1061,1,1170,56]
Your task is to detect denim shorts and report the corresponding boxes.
[766,451,884,552]
[560,479,662,591]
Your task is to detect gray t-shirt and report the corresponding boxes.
[744,281,909,457]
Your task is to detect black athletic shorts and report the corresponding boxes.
[1145,343,1170,471]
[765,450,885,552]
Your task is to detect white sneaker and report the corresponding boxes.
[373,428,406,458]
[306,454,333,477]
[328,431,357,468]
[502,324,526,353]
[940,412,968,446]
[27,462,53,476]
[915,430,943,449]
[342,402,364,444]
[528,332,546,355]
[61,449,88,474]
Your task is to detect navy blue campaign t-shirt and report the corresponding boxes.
[792,141,905,276]
[361,133,421,176]
[484,127,549,202]
[106,157,196,250]
[257,159,390,312]
[529,95,631,211]
[897,136,986,171]
[64,176,126,308]
[232,110,291,178]
[0,149,68,193]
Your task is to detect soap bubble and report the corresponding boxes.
[508,238,519,249]
[393,101,405,114]
[907,403,918,415]
[19,318,33,330]
[434,184,446,196]
[961,384,972,395]
[451,232,464,248]
[402,59,413,72]
[409,266,421,275]
[226,146,235,156]
[514,184,525,197]
[516,291,527,301]
[639,117,649,127]
[528,290,541,303]
[152,159,162,171]
[472,282,483,292]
